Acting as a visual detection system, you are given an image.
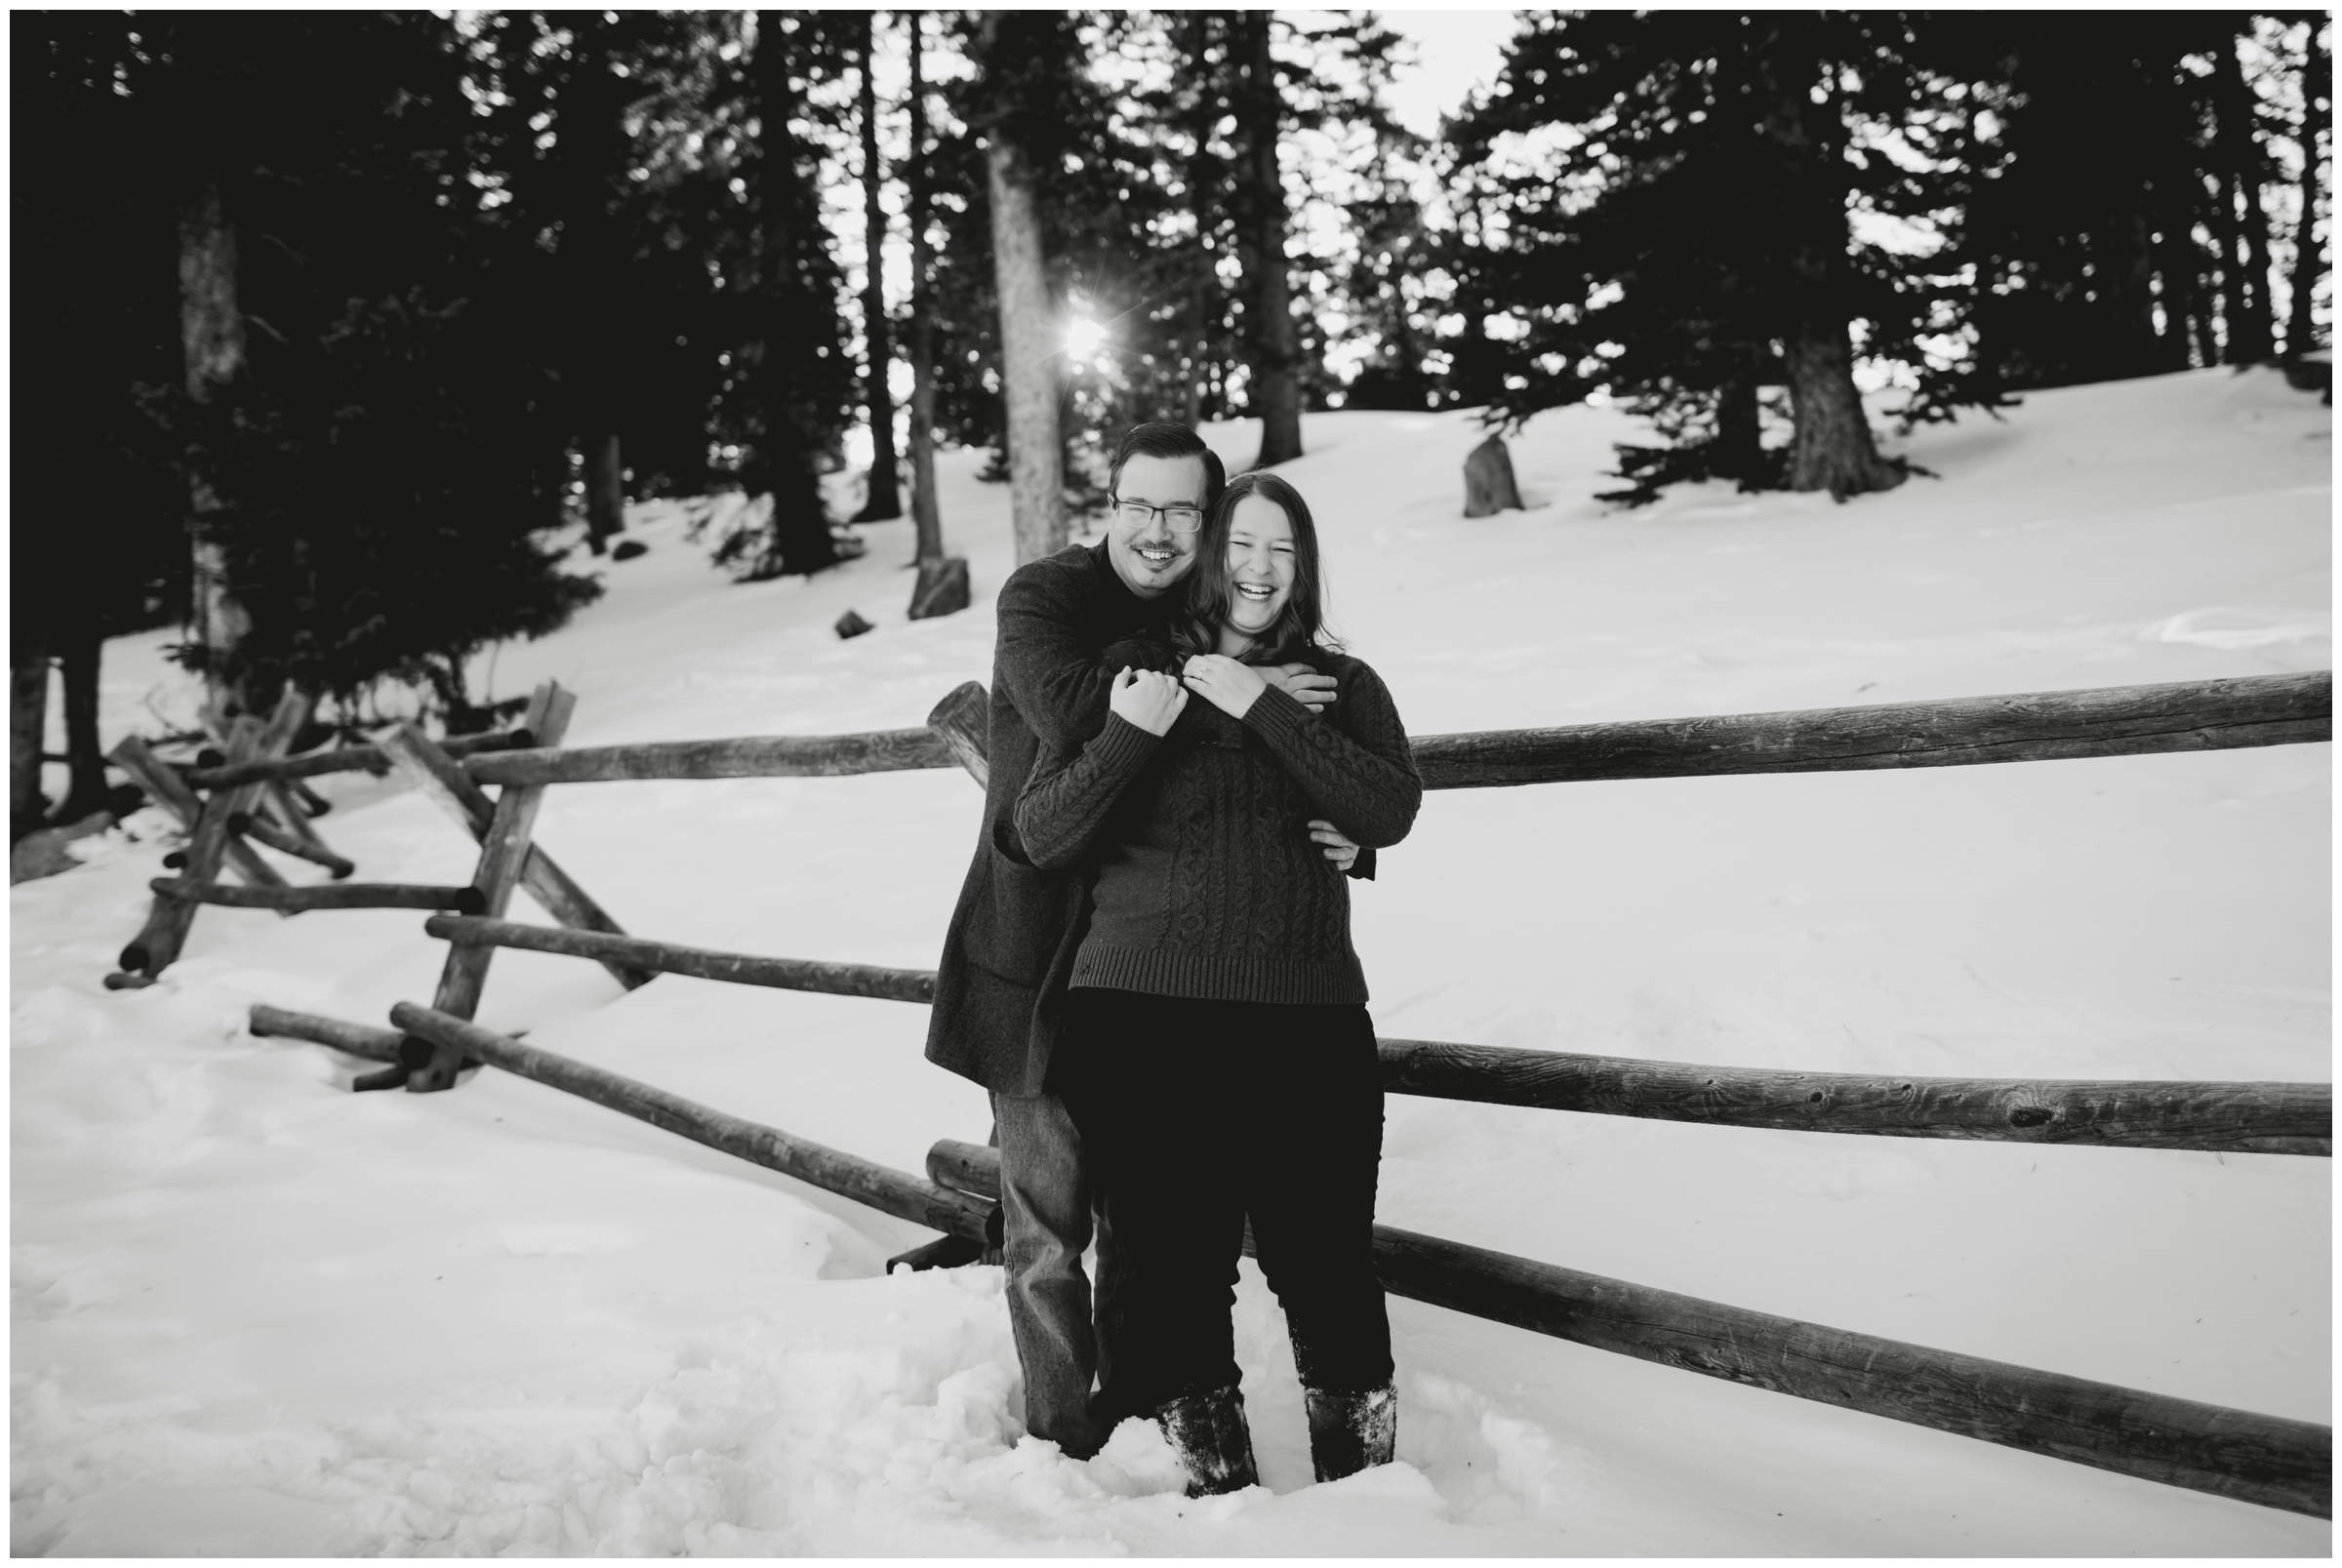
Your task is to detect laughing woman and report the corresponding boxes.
[1015,469,1422,1495]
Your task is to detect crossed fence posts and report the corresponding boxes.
[106,668,2332,1518]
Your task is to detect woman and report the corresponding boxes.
[1016,470,1421,1495]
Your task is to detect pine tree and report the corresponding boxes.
[730,11,853,578]
[1453,13,1935,501]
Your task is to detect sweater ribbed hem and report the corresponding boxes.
[1239,679,1313,744]
[1070,942,1367,1005]
[1091,710,1165,770]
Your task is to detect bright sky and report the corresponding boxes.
[1372,10,1521,137]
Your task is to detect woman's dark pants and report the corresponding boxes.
[1057,987,1393,1429]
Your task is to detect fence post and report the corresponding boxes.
[405,682,575,1092]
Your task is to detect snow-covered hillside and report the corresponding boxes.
[13,368,2329,1555]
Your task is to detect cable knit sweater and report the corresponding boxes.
[1015,652,1421,1005]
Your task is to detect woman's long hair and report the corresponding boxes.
[1173,470,1338,664]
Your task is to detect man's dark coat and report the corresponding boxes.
[926,542,1161,1097]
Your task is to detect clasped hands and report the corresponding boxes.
[1107,661,1356,871]
[1107,656,1333,733]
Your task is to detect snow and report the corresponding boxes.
[13,366,2330,1556]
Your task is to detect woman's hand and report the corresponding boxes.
[1309,819,1360,871]
[1109,665,1189,737]
[1181,654,1269,719]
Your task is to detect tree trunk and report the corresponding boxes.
[584,431,624,553]
[983,17,1065,565]
[53,624,110,823]
[853,13,903,523]
[10,623,47,839]
[1232,12,1301,465]
[2213,31,2277,363]
[1756,26,1903,500]
[2284,23,2329,363]
[1714,364,1762,484]
[905,10,944,564]
[752,14,837,577]
[1184,11,1220,432]
[179,170,251,704]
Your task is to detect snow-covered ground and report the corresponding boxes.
[13,368,2330,1556]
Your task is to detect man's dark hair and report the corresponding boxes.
[1108,422,1225,512]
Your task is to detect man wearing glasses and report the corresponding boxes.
[926,422,1362,1459]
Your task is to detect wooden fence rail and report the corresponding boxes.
[422,915,937,1004]
[922,1139,2326,1518]
[148,879,485,915]
[1405,670,2330,789]
[386,1002,990,1239]
[252,1002,2334,1520]
[449,671,2330,790]
[372,927,2334,1155]
[182,726,533,791]
[1378,1038,2333,1156]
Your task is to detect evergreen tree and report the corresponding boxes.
[147,12,603,720]
[1453,13,1935,501]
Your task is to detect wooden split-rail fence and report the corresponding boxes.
[113,668,2331,1517]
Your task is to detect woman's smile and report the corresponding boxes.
[1225,495,1297,635]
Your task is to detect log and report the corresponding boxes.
[887,1234,987,1273]
[109,735,286,890]
[374,722,648,990]
[119,696,309,974]
[248,1003,403,1063]
[923,1141,2329,1517]
[422,915,937,1004]
[412,683,573,1092]
[182,726,532,790]
[464,728,956,786]
[262,777,344,859]
[1372,1227,2329,1518]
[226,810,355,878]
[1377,1039,2333,1157]
[287,777,332,817]
[391,1002,993,1241]
[149,877,485,913]
[1408,671,2332,790]
[924,681,990,788]
[927,1137,996,1197]
[101,971,157,990]
[835,609,876,640]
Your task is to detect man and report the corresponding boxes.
[926,422,1363,1457]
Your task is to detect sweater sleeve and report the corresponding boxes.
[1014,712,1165,871]
[1240,661,1422,849]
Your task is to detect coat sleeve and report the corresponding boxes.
[994,563,1123,750]
[1240,660,1422,849]
[1013,713,1164,871]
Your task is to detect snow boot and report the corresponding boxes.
[1156,1384,1259,1497]
[1304,1383,1396,1483]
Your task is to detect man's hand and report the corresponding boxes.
[1181,654,1270,719]
[1309,819,1360,872]
[1261,663,1337,714]
[1109,666,1189,737]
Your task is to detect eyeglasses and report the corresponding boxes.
[1110,498,1204,534]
